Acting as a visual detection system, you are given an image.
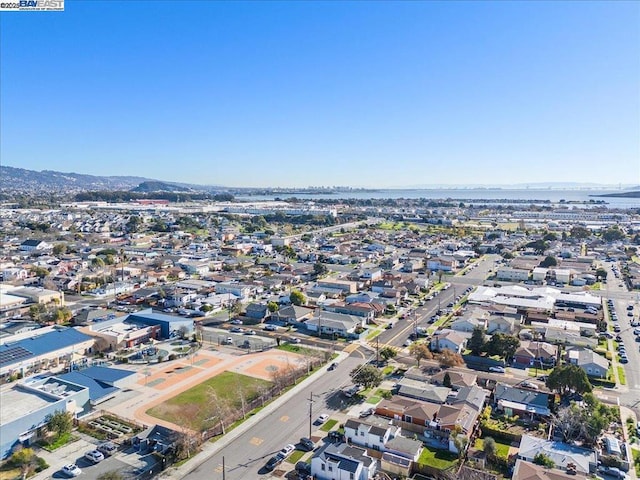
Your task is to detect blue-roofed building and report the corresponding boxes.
[311,442,377,480]
[82,308,193,351]
[127,309,194,339]
[56,366,136,406]
[0,327,94,381]
[0,376,89,459]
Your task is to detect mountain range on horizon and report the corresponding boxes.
[0,165,637,193]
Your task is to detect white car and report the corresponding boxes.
[85,449,105,463]
[521,381,539,390]
[316,413,329,424]
[280,444,296,457]
[61,464,82,477]
[264,324,278,331]
[489,366,506,373]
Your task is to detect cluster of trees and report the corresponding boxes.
[467,328,520,362]
[407,343,465,368]
[74,190,234,202]
[29,303,72,324]
[551,393,616,446]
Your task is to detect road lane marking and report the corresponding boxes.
[250,436,263,446]
[280,415,289,422]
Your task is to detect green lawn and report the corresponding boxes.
[617,366,627,385]
[320,419,338,432]
[417,446,458,470]
[366,396,381,404]
[276,344,319,356]
[147,371,271,428]
[474,438,511,459]
[366,329,383,341]
[631,447,640,468]
[287,450,306,464]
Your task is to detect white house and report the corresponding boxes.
[311,442,377,480]
[430,330,466,353]
[344,418,397,452]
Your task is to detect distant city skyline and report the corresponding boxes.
[1,1,639,188]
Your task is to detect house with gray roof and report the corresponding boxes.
[566,348,609,378]
[311,442,377,480]
[494,383,551,418]
[396,378,451,404]
[517,434,598,474]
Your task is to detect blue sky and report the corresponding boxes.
[1,1,639,188]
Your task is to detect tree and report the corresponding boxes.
[443,372,452,388]
[482,437,497,460]
[289,290,306,306]
[126,215,143,233]
[602,227,625,242]
[313,262,328,277]
[543,232,558,241]
[452,433,468,460]
[525,239,549,255]
[533,452,555,468]
[30,266,49,279]
[540,255,557,268]
[9,448,35,480]
[267,301,279,313]
[570,226,591,239]
[52,243,67,256]
[408,343,432,366]
[595,268,608,281]
[379,346,397,363]
[546,364,592,396]
[29,304,46,322]
[484,333,520,362]
[47,410,73,439]
[467,327,486,356]
[438,350,465,367]
[350,365,383,389]
[54,307,73,324]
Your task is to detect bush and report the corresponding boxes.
[35,456,49,472]
[168,354,177,361]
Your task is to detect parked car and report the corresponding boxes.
[280,444,296,457]
[359,408,375,418]
[521,381,539,390]
[264,324,277,331]
[315,413,329,424]
[328,362,338,371]
[223,337,233,345]
[299,437,315,452]
[489,366,506,373]
[600,466,627,479]
[84,450,105,463]
[230,327,244,333]
[244,329,256,335]
[230,319,243,325]
[265,453,285,471]
[61,464,82,477]
[96,442,117,456]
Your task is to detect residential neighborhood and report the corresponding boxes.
[0,194,639,480]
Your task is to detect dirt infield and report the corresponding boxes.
[130,348,306,430]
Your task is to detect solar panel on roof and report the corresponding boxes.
[0,345,33,365]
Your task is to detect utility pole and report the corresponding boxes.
[308,391,314,438]
[376,337,379,365]
[222,456,225,480]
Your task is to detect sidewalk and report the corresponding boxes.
[158,350,350,479]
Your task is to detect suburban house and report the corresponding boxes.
[493,384,551,418]
[450,316,487,333]
[311,442,378,480]
[395,378,451,404]
[513,341,558,367]
[429,330,466,354]
[344,417,397,452]
[244,302,270,321]
[566,348,609,378]
[517,435,598,474]
[270,305,315,325]
[19,240,52,252]
[487,315,519,334]
[305,311,366,339]
[430,370,478,390]
[512,459,588,480]
[378,394,439,422]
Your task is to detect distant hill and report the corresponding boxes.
[130,181,195,193]
[0,166,154,193]
[591,191,640,198]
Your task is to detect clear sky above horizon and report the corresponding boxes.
[1,1,639,188]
